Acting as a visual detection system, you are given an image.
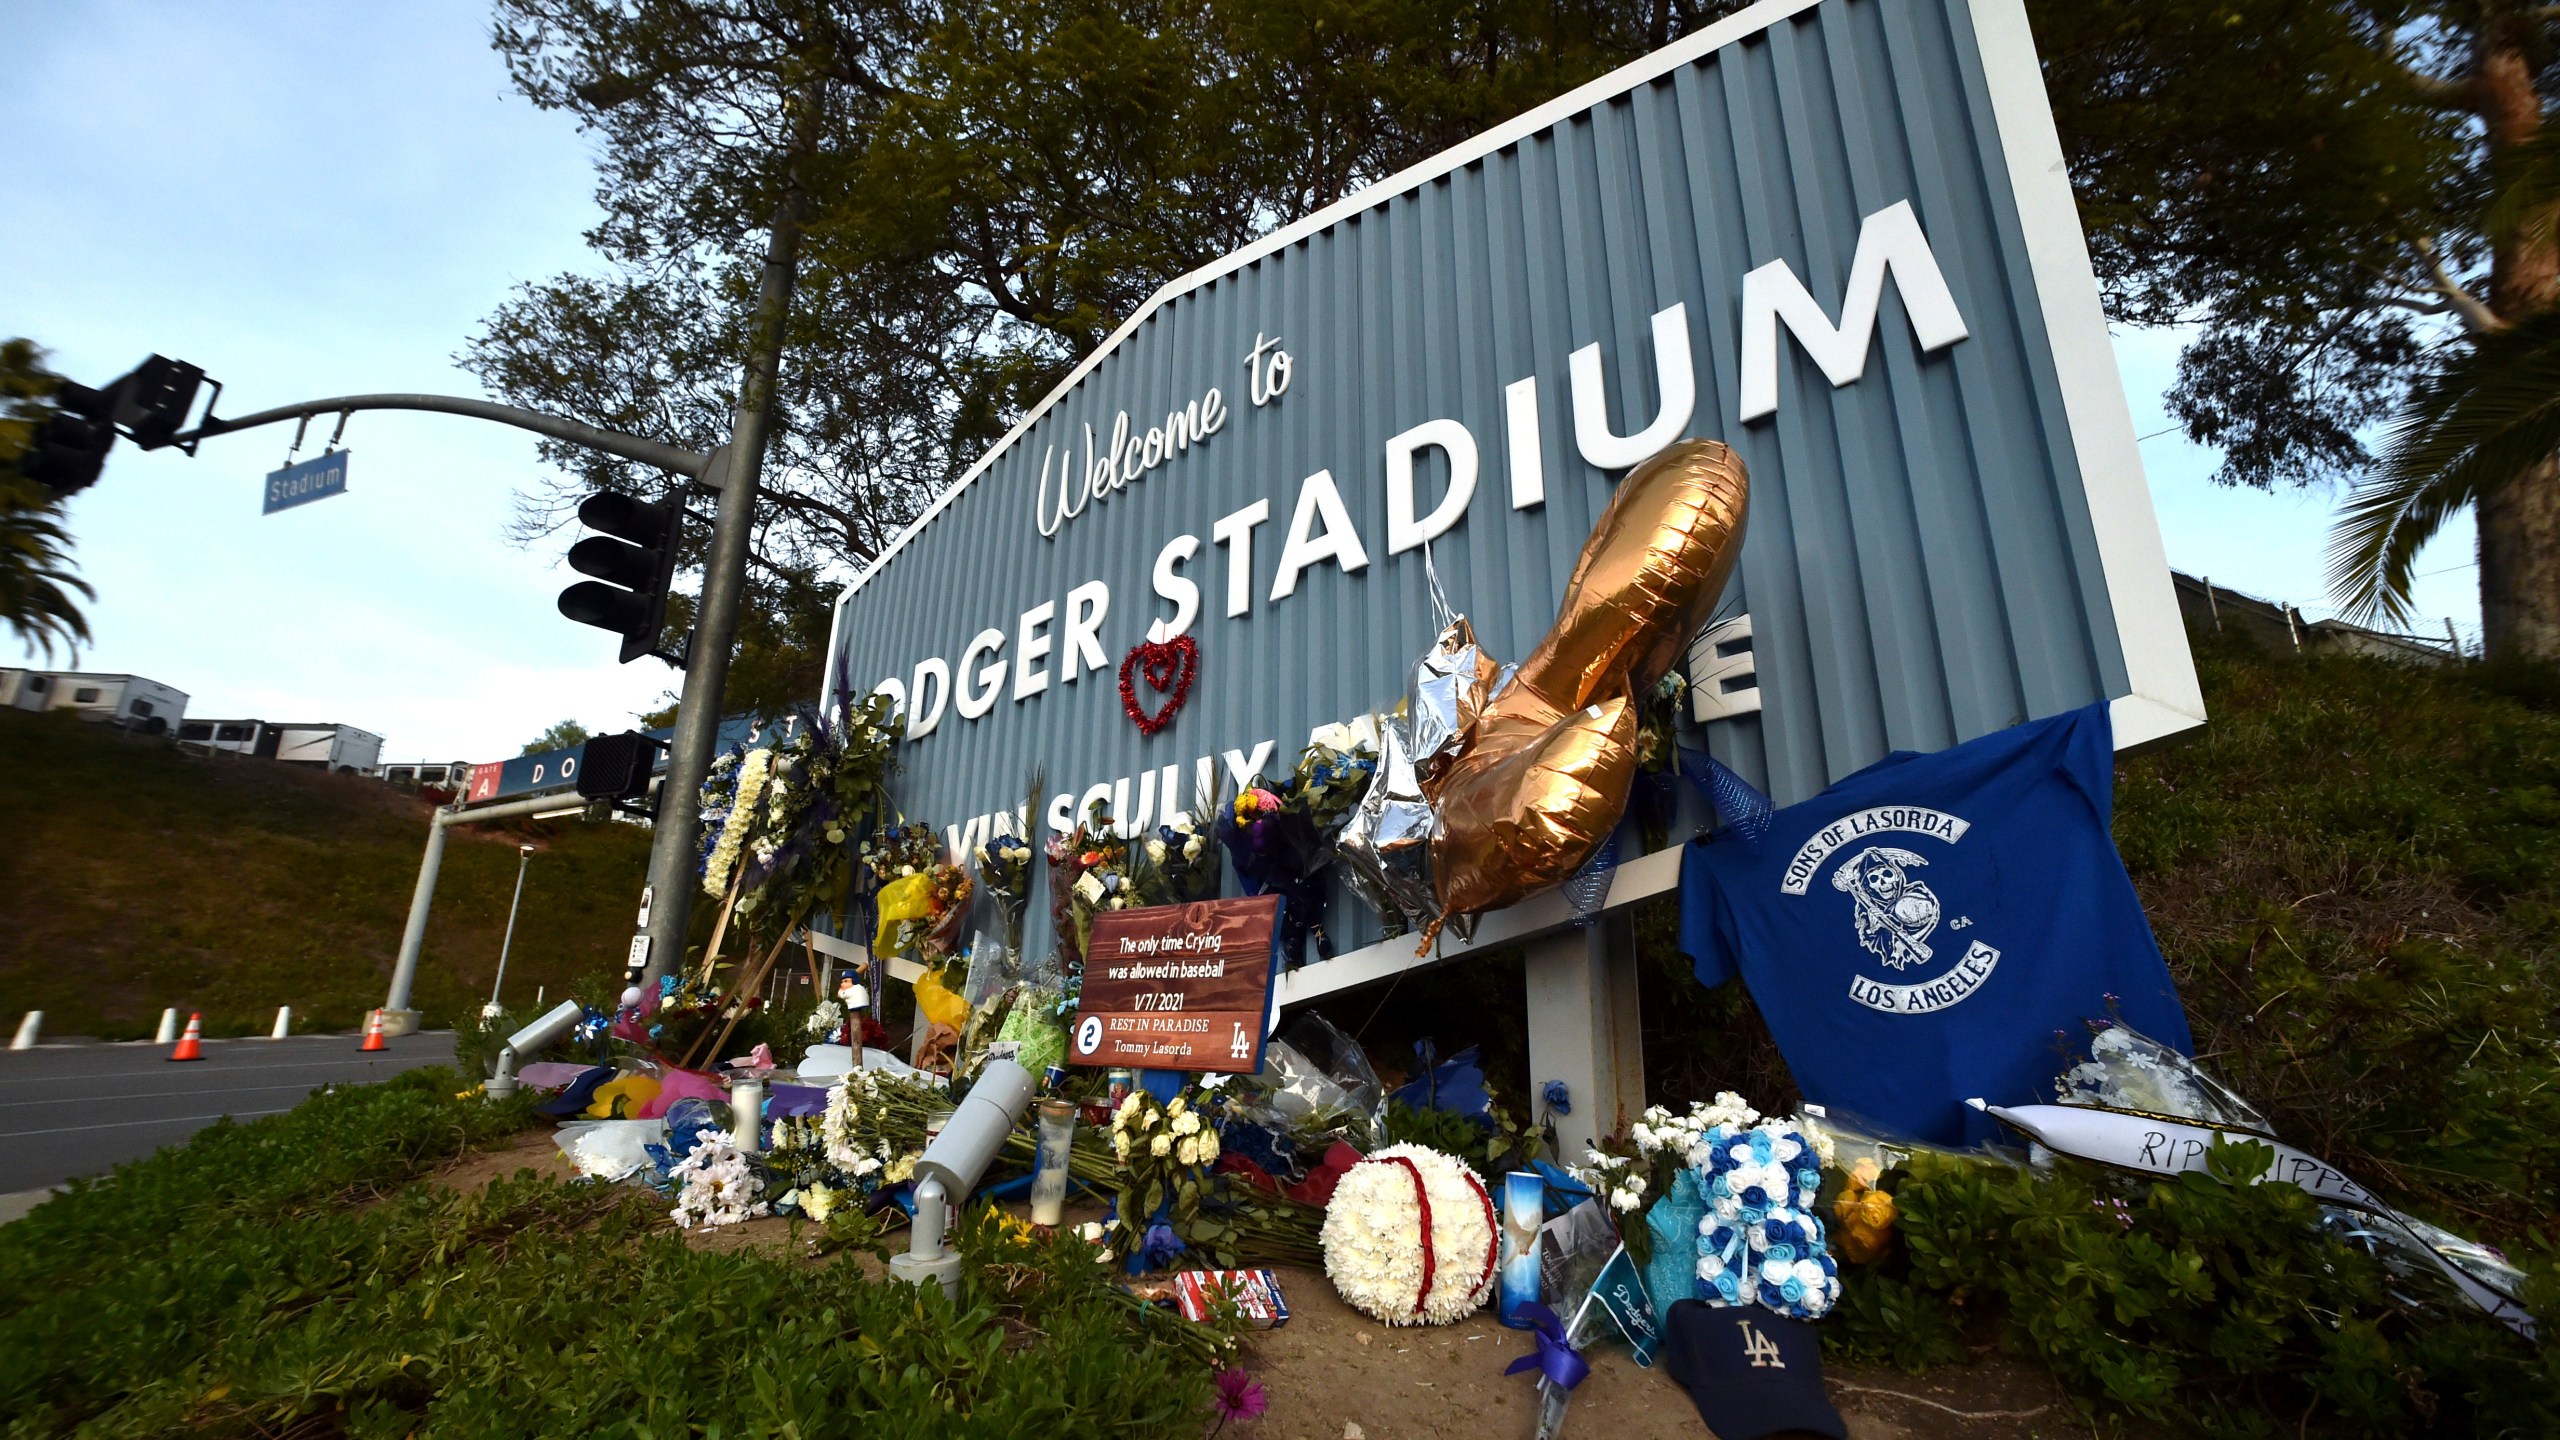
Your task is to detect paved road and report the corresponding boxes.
[0,1031,458,1195]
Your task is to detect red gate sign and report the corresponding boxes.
[1069,895,1280,1073]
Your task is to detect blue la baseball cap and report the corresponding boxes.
[1657,1301,1846,1439]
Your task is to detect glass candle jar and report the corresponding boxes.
[1029,1099,1078,1227]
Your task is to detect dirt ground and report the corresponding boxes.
[1238,1260,2096,1440]
[436,1133,2106,1439]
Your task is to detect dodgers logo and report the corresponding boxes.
[1782,806,2001,1015]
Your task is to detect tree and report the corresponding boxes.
[522,718,594,754]
[636,560,839,725]
[466,0,1710,627]
[2025,1,2557,660]
[468,0,943,587]
[0,339,95,663]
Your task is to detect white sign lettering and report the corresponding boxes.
[1847,940,2001,1014]
[884,202,1969,753]
[1036,371,1240,538]
[1780,805,1972,895]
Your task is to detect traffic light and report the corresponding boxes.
[21,381,118,497]
[114,356,207,450]
[558,490,684,664]
[16,355,209,497]
[575,730,666,804]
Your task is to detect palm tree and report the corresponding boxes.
[0,339,93,661]
[2331,126,2560,643]
[0,483,94,662]
[2330,307,2560,633]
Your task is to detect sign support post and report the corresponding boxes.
[1523,917,1646,1159]
[382,791,592,1034]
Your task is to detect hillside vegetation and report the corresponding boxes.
[0,710,652,1037]
[2116,631,2559,1244]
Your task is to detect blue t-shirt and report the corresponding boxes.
[1679,703,2191,1146]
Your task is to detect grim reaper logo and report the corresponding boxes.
[1830,847,1942,970]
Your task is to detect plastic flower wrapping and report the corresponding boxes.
[1628,670,1690,850]
[992,989,1067,1075]
[1830,1158,1898,1264]
[1141,805,1223,905]
[2047,1022,2538,1330]
[1201,722,1382,967]
[1320,1142,1499,1325]
[1046,801,1129,972]
[2056,1021,2268,1131]
[1295,719,1383,831]
[864,823,971,962]
[973,827,1038,957]
[1692,1118,1840,1319]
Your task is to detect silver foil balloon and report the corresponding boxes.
[1335,720,1440,935]
[1408,617,1502,783]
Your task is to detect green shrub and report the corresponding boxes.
[1382,1098,1541,1182]
[0,1070,1228,1437]
[1827,1142,2560,1436]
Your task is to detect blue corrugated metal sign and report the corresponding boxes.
[821,0,2203,977]
[262,450,348,514]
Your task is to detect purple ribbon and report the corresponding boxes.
[1502,1302,1591,1392]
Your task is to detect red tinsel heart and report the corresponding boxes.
[1118,634,1198,736]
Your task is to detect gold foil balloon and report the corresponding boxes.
[1428,695,1639,926]
[1499,438,1751,719]
[1422,439,1749,947]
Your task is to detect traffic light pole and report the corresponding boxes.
[635,174,810,993]
[167,74,825,1008]
[168,391,725,1030]
[173,392,714,481]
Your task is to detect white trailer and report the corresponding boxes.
[0,670,189,732]
[177,718,385,772]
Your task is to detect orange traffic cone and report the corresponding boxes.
[167,1012,204,1062]
[359,1009,387,1052]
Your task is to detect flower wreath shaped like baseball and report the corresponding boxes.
[1321,1142,1500,1325]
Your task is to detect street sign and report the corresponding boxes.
[262,449,348,514]
[1069,895,1282,1073]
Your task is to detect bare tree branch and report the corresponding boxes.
[2414,236,2502,333]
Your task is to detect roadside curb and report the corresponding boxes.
[0,1188,62,1226]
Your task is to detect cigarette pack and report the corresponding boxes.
[1172,1268,1291,1328]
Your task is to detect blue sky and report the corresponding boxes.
[4,2,2483,761]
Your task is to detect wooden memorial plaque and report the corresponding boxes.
[1068,895,1281,1073]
